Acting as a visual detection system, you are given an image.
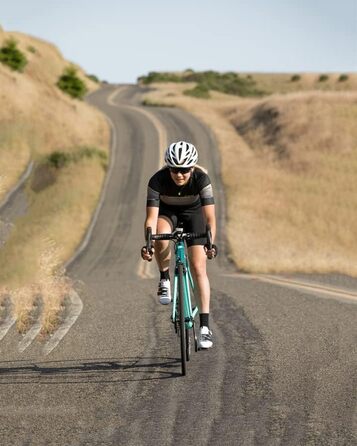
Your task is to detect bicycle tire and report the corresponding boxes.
[186,328,191,361]
[178,263,187,376]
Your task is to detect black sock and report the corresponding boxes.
[200,313,209,328]
[160,270,170,281]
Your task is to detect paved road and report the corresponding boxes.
[0,85,356,446]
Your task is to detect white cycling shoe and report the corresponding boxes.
[157,279,171,305]
[198,326,213,349]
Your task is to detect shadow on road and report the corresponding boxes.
[0,356,182,384]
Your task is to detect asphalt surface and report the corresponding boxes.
[0,85,356,446]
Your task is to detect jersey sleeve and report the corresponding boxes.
[197,171,215,206]
[146,174,161,207]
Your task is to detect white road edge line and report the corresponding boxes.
[227,273,357,304]
[43,290,83,355]
[0,161,34,210]
[64,87,124,269]
[107,87,167,280]
[132,105,167,279]
[0,313,16,342]
[42,87,124,353]
[107,86,125,106]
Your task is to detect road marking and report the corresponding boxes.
[125,105,167,166]
[0,311,15,341]
[106,86,168,280]
[43,290,83,355]
[107,86,127,106]
[18,318,42,353]
[131,104,168,279]
[226,273,357,304]
[65,90,120,269]
[0,161,34,210]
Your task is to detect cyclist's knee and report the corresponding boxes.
[156,240,171,256]
[190,260,207,278]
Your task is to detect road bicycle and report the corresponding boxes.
[146,224,212,376]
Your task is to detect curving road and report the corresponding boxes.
[0,85,356,446]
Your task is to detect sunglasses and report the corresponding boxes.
[169,167,192,175]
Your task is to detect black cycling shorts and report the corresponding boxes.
[158,204,207,247]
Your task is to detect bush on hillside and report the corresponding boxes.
[86,73,100,83]
[142,98,175,107]
[318,74,329,82]
[184,84,211,99]
[338,74,349,82]
[291,74,301,82]
[0,38,28,72]
[138,70,265,97]
[46,147,108,170]
[57,67,88,99]
[186,71,265,97]
[137,71,183,84]
[27,45,37,54]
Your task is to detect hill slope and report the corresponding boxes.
[0,28,107,199]
[141,80,357,276]
[0,28,110,332]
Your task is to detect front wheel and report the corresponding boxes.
[178,263,187,376]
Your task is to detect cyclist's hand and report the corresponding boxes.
[204,244,218,259]
[141,246,154,261]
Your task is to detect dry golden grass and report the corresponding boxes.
[0,28,109,333]
[143,84,357,276]
[0,28,103,200]
[248,72,357,94]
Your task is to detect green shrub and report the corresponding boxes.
[318,74,329,82]
[184,70,264,97]
[46,147,108,170]
[27,45,36,54]
[142,99,175,107]
[138,71,183,84]
[0,38,28,72]
[291,74,301,82]
[47,151,72,169]
[338,74,349,82]
[138,70,265,97]
[184,84,211,99]
[57,67,88,99]
[86,73,100,83]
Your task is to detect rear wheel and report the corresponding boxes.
[178,263,187,376]
[186,328,191,361]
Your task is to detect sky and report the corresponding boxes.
[1,0,356,83]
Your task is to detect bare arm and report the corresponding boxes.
[141,206,159,261]
[144,206,159,238]
[202,204,216,242]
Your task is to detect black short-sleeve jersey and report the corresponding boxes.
[146,167,215,208]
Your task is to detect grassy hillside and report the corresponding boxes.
[245,72,357,94]
[141,79,357,276]
[138,69,357,97]
[0,27,110,332]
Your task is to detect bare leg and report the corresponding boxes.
[188,245,210,313]
[154,217,173,272]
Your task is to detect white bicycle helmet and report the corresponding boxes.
[165,141,198,168]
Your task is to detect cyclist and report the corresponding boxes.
[141,141,217,349]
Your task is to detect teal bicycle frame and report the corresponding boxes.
[146,224,212,376]
[172,237,199,329]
